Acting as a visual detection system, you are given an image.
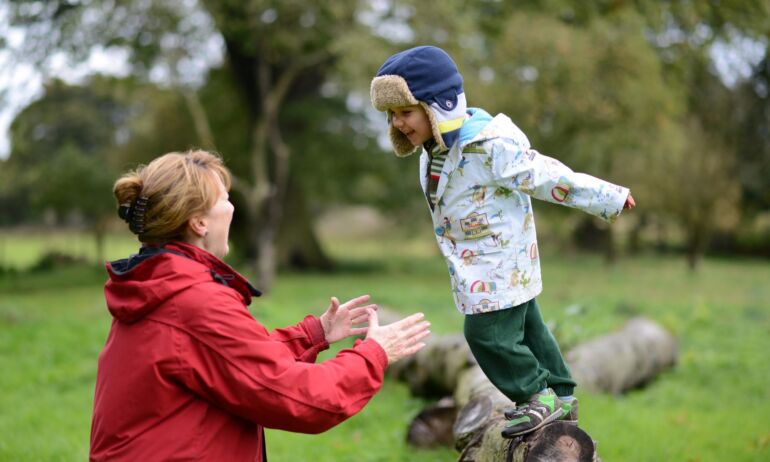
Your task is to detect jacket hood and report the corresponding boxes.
[460,109,530,148]
[104,242,260,324]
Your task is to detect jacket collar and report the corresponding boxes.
[161,242,262,299]
[422,108,495,208]
[459,107,494,148]
[105,242,261,324]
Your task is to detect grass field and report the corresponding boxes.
[1,229,769,461]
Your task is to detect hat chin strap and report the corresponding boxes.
[421,102,448,151]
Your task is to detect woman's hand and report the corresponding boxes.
[365,309,430,365]
[320,295,377,344]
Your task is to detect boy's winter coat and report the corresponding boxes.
[424,109,629,314]
[90,242,387,461]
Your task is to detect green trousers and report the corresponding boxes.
[463,298,576,403]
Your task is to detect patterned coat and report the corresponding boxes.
[421,109,629,314]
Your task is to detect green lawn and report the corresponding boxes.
[1,230,769,461]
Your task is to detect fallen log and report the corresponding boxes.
[388,332,477,397]
[397,316,677,461]
[565,317,678,394]
[396,316,677,399]
[406,397,458,448]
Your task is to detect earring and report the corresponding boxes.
[204,230,209,237]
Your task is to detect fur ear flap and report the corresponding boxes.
[371,75,418,111]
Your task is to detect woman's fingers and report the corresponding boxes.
[412,326,431,341]
[328,296,340,315]
[395,312,425,329]
[341,294,371,310]
[349,305,377,324]
[366,308,380,329]
[403,342,427,356]
[411,321,431,334]
[349,326,368,336]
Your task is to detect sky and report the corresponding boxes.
[0,5,767,160]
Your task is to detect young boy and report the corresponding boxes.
[370,46,635,437]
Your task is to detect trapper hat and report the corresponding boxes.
[371,46,466,157]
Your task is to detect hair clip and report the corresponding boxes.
[117,195,150,235]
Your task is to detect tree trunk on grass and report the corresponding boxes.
[387,332,477,398]
[564,317,678,395]
[395,316,677,461]
[274,177,333,271]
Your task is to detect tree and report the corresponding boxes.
[7,0,768,275]
[461,0,769,266]
[5,77,136,262]
[6,0,438,289]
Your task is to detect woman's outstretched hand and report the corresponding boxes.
[365,309,430,365]
[320,295,377,344]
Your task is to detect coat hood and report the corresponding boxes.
[458,108,530,149]
[104,242,260,324]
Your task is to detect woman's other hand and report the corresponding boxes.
[320,295,376,344]
[365,309,430,365]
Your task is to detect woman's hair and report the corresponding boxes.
[113,150,232,243]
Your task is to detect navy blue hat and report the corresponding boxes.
[371,46,467,156]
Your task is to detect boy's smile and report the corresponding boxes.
[391,105,433,146]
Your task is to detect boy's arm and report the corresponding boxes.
[489,139,630,222]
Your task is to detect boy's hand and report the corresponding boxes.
[624,194,636,210]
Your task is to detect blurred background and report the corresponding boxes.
[0,1,768,461]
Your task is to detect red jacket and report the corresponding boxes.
[90,242,387,461]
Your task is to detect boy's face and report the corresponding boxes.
[391,105,433,146]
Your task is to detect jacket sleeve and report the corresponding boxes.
[269,315,329,363]
[489,139,629,222]
[167,284,388,434]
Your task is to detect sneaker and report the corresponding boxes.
[501,389,564,438]
[559,396,579,425]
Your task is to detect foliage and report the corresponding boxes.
[7,0,209,75]
[3,0,770,269]
[5,78,126,227]
[470,10,680,190]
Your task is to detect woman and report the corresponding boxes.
[90,150,430,461]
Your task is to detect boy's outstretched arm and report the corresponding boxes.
[489,139,632,222]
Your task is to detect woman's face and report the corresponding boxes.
[200,177,234,259]
[390,105,433,146]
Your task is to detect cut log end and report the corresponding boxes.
[406,397,458,448]
[524,422,595,462]
[459,421,597,462]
